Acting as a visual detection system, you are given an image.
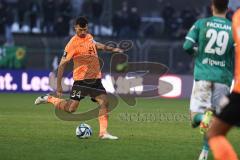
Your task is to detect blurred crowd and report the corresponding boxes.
[112,1,141,38]
[0,0,240,46]
[0,0,104,45]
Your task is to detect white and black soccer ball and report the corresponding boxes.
[76,123,93,138]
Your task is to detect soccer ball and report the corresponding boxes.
[76,123,93,138]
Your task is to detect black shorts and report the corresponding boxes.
[216,92,240,127]
[70,79,107,101]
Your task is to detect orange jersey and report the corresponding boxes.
[233,9,240,93]
[64,34,101,81]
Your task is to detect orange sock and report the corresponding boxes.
[98,107,108,136]
[209,136,238,160]
[47,96,66,110]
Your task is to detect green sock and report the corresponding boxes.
[202,135,209,151]
[192,113,203,128]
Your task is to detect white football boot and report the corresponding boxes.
[34,95,49,105]
[100,133,119,140]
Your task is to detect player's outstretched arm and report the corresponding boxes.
[56,57,69,97]
[95,42,123,53]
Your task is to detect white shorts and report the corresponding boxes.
[190,80,230,114]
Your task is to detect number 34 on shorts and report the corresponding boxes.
[71,90,81,98]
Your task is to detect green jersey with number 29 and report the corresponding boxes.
[184,16,234,86]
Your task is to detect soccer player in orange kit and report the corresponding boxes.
[207,9,240,160]
[35,17,123,140]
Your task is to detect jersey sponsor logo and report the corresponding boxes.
[202,58,225,67]
[206,22,231,31]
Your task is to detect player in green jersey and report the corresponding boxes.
[183,0,234,159]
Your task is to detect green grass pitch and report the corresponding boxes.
[0,93,239,160]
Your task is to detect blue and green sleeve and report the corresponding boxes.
[183,20,200,55]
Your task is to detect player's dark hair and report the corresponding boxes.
[75,16,88,28]
[212,0,229,13]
